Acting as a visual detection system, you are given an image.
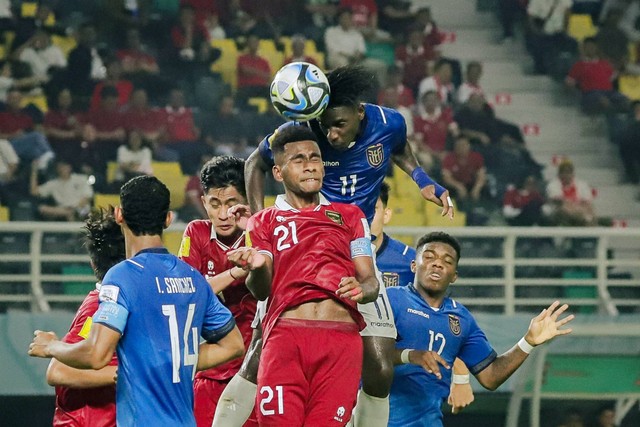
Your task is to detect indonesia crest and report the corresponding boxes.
[448,314,461,336]
[382,272,399,287]
[366,143,384,167]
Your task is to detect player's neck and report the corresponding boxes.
[284,190,320,210]
[372,233,386,253]
[414,283,445,309]
[218,229,243,246]
[125,234,165,258]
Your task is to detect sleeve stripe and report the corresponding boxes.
[468,349,497,375]
[202,318,237,344]
[258,250,273,259]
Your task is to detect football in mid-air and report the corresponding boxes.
[270,62,330,122]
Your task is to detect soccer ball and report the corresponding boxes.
[270,62,330,121]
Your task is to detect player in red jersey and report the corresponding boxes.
[179,156,259,427]
[46,208,124,426]
[228,125,380,426]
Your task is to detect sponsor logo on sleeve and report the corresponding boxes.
[99,285,120,303]
[78,317,93,339]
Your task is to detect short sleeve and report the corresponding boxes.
[346,205,372,258]
[457,316,497,375]
[246,213,274,258]
[179,221,204,270]
[38,180,55,198]
[201,285,236,343]
[93,266,131,334]
[392,112,408,155]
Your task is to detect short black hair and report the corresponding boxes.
[83,208,125,281]
[120,176,170,236]
[379,181,390,207]
[270,125,319,158]
[200,156,246,198]
[326,65,376,109]
[416,232,461,262]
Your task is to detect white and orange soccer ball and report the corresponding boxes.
[270,62,330,122]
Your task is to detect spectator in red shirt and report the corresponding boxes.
[413,90,459,173]
[565,37,629,113]
[44,88,87,170]
[89,59,134,112]
[123,88,166,145]
[502,175,546,226]
[395,27,437,94]
[116,27,160,76]
[340,0,386,41]
[0,88,54,170]
[236,34,271,105]
[442,136,487,209]
[377,65,415,108]
[283,34,318,67]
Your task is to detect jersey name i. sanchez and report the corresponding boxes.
[258,104,408,222]
[246,195,372,341]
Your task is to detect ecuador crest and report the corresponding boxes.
[366,143,384,167]
[448,314,461,336]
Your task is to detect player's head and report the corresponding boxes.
[271,125,324,197]
[83,208,125,281]
[371,181,393,240]
[412,232,461,297]
[319,65,376,151]
[200,156,247,239]
[117,176,172,237]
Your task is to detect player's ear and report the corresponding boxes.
[357,104,365,120]
[114,206,124,225]
[383,207,392,225]
[200,195,206,208]
[272,165,283,183]
[164,211,174,229]
[410,260,416,273]
[450,270,458,284]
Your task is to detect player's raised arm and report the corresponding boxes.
[392,140,454,219]
[245,148,270,213]
[474,301,574,391]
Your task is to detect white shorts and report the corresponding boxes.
[251,259,397,339]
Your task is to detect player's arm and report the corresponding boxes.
[336,255,379,304]
[474,301,574,390]
[29,323,120,370]
[245,147,270,213]
[197,324,245,371]
[207,267,249,294]
[448,358,474,414]
[392,140,454,219]
[228,247,273,301]
[46,359,117,388]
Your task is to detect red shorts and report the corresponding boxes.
[193,377,258,427]
[256,318,362,427]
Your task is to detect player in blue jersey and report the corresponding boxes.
[213,65,453,427]
[387,232,575,427]
[29,176,245,427]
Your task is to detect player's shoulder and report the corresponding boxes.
[185,219,212,237]
[364,103,405,128]
[387,235,416,258]
[328,201,366,219]
[387,283,413,304]
[248,206,277,228]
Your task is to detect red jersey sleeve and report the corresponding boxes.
[246,210,274,258]
[179,220,205,269]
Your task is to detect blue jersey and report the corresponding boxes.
[387,285,496,427]
[258,103,408,222]
[94,247,235,427]
[375,233,416,287]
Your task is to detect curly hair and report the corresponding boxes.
[120,176,170,236]
[416,232,461,262]
[200,156,246,198]
[83,207,125,281]
[326,65,376,109]
[270,124,319,159]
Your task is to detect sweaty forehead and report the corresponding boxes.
[282,140,321,157]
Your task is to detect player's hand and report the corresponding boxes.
[408,350,450,379]
[448,383,474,414]
[228,247,266,271]
[524,301,574,346]
[336,277,364,302]
[228,204,252,231]
[420,187,455,220]
[28,330,58,358]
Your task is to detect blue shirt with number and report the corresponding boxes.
[258,104,408,222]
[375,233,416,287]
[386,285,497,427]
[93,247,235,427]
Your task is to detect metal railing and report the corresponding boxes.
[0,223,638,314]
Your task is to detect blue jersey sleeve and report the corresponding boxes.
[457,315,497,375]
[391,112,408,155]
[93,263,132,334]
[201,285,236,343]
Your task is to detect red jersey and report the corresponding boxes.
[237,54,271,88]
[44,110,77,131]
[179,220,257,381]
[163,106,198,142]
[442,151,485,187]
[413,107,455,152]
[54,286,117,427]
[0,111,34,134]
[567,58,615,92]
[502,185,544,209]
[80,108,126,133]
[89,81,134,112]
[246,195,368,342]
[123,107,165,134]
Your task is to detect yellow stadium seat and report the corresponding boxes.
[568,14,597,41]
[51,35,77,57]
[629,42,637,64]
[163,230,184,255]
[387,196,427,227]
[0,205,9,221]
[0,45,5,61]
[21,2,38,17]
[152,161,189,210]
[211,39,239,90]
[264,195,277,207]
[20,93,48,113]
[248,97,269,114]
[258,39,277,54]
[311,52,326,70]
[106,162,119,184]
[93,193,120,210]
[618,74,640,101]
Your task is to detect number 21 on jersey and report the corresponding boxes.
[274,221,298,251]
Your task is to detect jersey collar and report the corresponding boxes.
[209,223,245,249]
[376,232,390,256]
[274,193,330,212]
[135,247,170,255]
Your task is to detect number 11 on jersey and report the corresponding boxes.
[340,174,357,196]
